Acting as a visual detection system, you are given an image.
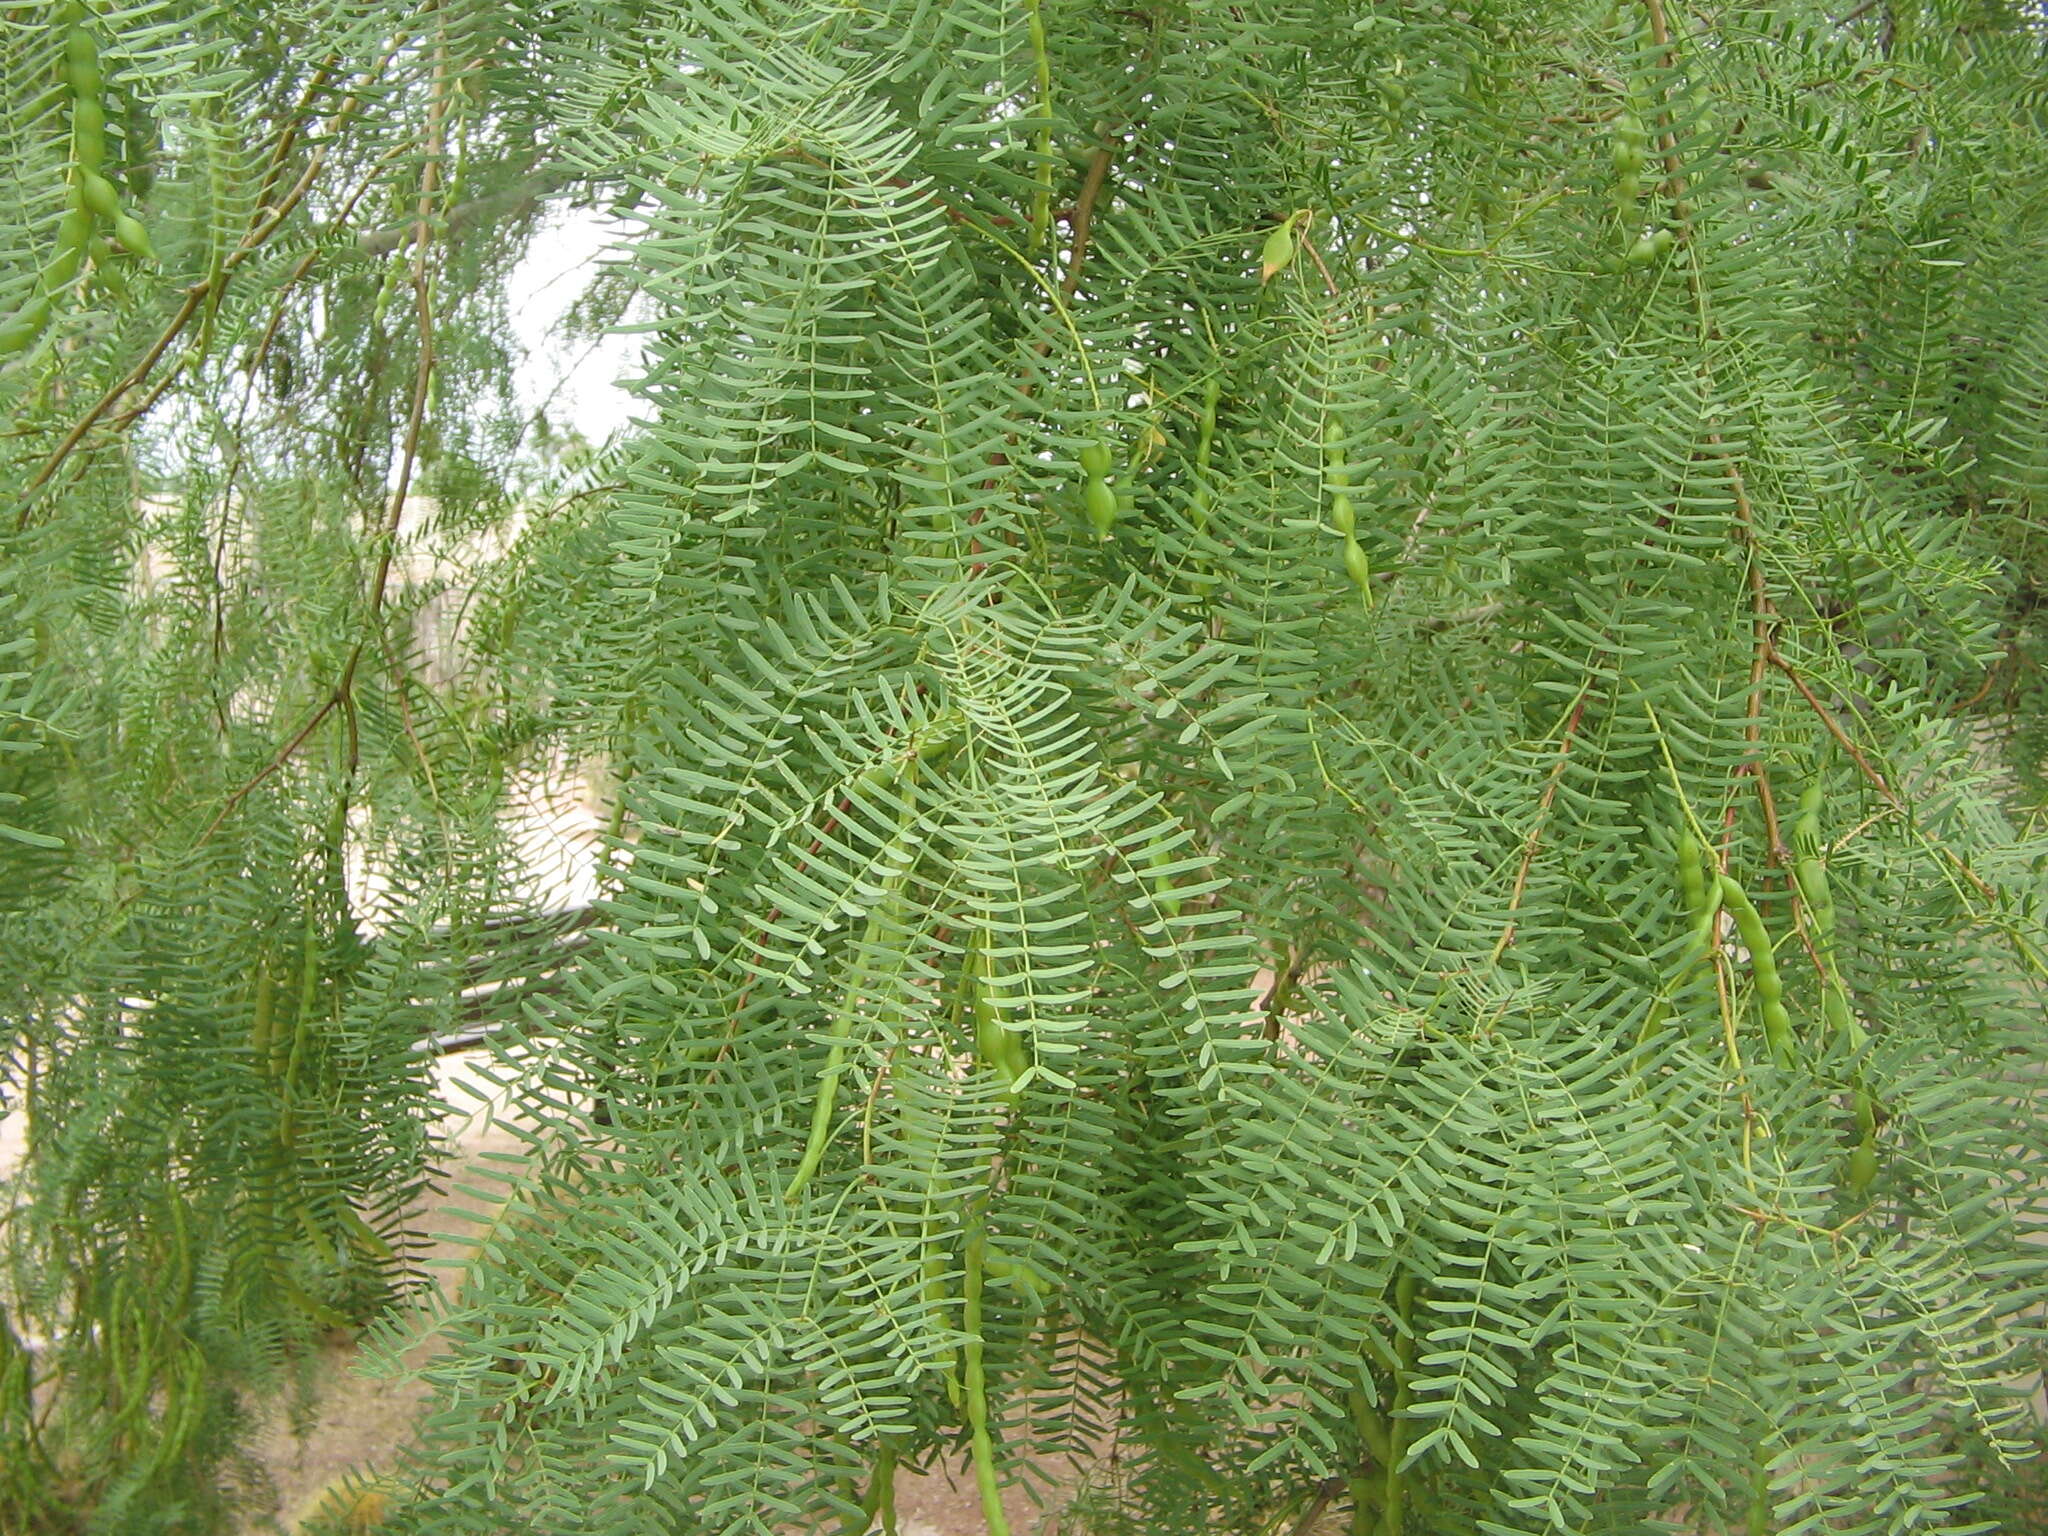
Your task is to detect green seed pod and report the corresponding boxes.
[1330,492,1356,537]
[71,93,106,170]
[78,169,121,222]
[1760,1000,1795,1067]
[1649,227,1677,258]
[112,211,154,260]
[1626,234,1661,267]
[1745,1467,1772,1536]
[1596,252,1625,275]
[0,296,53,358]
[1342,535,1370,591]
[974,1011,1007,1078]
[1259,219,1297,285]
[1793,856,1834,939]
[46,207,94,289]
[64,29,101,100]
[1083,478,1118,539]
[1844,1137,1878,1200]
[1675,834,1707,923]
[91,241,127,299]
[1678,873,1725,971]
[1324,419,1351,489]
[999,1025,1028,1087]
[1822,986,1862,1049]
[1615,170,1642,203]
[1078,441,1112,480]
[1720,874,1793,1062]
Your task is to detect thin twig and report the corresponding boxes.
[1764,646,1898,809]
[339,17,449,775]
[194,693,343,845]
[1715,443,1784,861]
[1492,691,1589,960]
[1282,1480,1341,1536]
[1298,230,1342,297]
[194,26,449,842]
[1638,0,1692,220]
[1060,146,1116,299]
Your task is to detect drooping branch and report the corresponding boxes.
[354,164,579,258]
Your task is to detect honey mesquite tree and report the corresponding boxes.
[4,1,2048,1533]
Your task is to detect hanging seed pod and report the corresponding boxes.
[46,206,95,289]
[1759,1001,1795,1066]
[1793,782,1823,850]
[0,295,54,358]
[1078,441,1112,480]
[112,211,154,260]
[1744,1467,1772,1536]
[71,93,106,171]
[1677,870,1725,973]
[1612,113,1649,175]
[1260,215,1299,285]
[1330,492,1356,537]
[1842,1086,1879,1198]
[1793,856,1834,938]
[1342,535,1371,601]
[1083,479,1118,540]
[64,29,102,100]
[1675,833,1708,926]
[1323,418,1351,489]
[78,169,121,222]
[1823,986,1860,1047]
[1719,875,1794,1068]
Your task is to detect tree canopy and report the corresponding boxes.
[4,1,2048,1533]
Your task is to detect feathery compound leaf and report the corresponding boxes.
[4,1,2047,1533]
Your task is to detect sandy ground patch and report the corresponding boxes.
[247,1048,1078,1536]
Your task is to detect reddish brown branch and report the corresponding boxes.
[1716,443,1784,861]
[194,693,343,845]
[1060,146,1116,298]
[1764,645,1897,809]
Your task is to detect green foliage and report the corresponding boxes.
[3,1,2047,1534]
